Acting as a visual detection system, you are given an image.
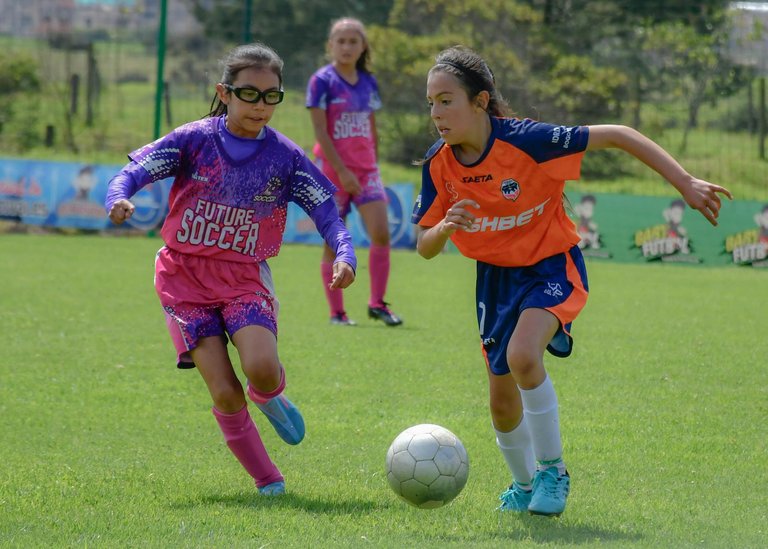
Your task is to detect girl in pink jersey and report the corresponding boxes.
[306,17,402,327]
[106,43,356,497]
[413,46,732,516]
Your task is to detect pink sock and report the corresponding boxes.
[321,260,346,316]
[247,366,286,405]
[368,244,391,308]
[212,406,284,488]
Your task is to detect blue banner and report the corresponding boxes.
[283,184,415,249]
[0,159,170,231]
[0,158,416,247]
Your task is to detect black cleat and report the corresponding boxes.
[367,302,403,326]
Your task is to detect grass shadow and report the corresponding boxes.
[170,491,388,516]
[488,512,645,545]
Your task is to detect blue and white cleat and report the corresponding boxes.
[258,480,285,496]
[528,467,570,516]
[498,482,533,512]
[255,394,305,445]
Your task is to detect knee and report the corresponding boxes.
[489,395,520,425]
[506,347,542,382]
[243,356,282,391]
[210,380,245,413]
[370,231,390,247]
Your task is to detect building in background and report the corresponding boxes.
[0,0,200,38]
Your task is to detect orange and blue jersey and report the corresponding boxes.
[412,116,589,268]
[412,116,590,368]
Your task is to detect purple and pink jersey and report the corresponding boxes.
[305,64,381,171]
[106,116,355,269]
[107,116,356,365]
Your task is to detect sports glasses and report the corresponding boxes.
[222,84,284,105]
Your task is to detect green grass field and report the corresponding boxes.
[1,234,766,548]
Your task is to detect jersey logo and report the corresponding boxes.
[445,181,459,204]
[551,125,573,149]
[253,176,282,203]
[501,179,520,201]
[466,198,550,233]
[544,282,564,298]
[462,174,493,183]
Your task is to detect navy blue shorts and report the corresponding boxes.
[476,246,589,375]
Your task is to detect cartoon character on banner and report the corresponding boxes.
[574,195,598,248]
[573,194,611,258]
[756,204,768,245]
[53,165,107,227]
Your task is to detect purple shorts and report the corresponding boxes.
[155,246,279,368]
[316,159,387,218]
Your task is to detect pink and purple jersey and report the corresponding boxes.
[305,64,381,171]
[106,116,355,269]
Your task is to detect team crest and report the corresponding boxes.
[501,178,520,201]
[253,176,282,203]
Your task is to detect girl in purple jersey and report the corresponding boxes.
[105,43,356,497]
[306,17,402,327]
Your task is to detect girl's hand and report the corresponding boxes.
[679,178,733,226]
[109,199,135,225]
[330,261,356,289]
[338,168,363,196]
[440,199,480,235]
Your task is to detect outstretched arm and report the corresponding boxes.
[308,199,356,289]
[105,162,152,225]
[586,125,733,226]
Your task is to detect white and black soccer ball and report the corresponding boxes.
[385,424,469,509]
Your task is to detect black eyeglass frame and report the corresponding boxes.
[222,84,285,105]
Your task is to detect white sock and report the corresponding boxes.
[495,416,535,489]
[520,375,566,475]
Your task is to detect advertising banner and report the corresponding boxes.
[568,192,768,268]
[283,183,415,248]
[0,159,169,231]
[0,158,415,247]
[1,158,764,266]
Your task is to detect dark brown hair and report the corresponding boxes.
[429,46,508,117]
[206,43,284,118]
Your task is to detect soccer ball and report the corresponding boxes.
[385,424,469,509]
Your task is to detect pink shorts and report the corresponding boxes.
[316,159,387,218]
[155,247,279,368]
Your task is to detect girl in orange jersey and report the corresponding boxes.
[412,45,732,516]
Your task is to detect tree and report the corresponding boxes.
[641,18,743,153]
[0,52,41,149]
[367,26,459,163]
[188,0,394,87]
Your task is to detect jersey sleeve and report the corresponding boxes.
[288,151,357,270]
[411,161,446,228]
[509,119,589,181]
[308,199,357,272]
[368,74,383,112]
[127,129,183,182]
[305,71,329,110]
[104,161,153,212]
